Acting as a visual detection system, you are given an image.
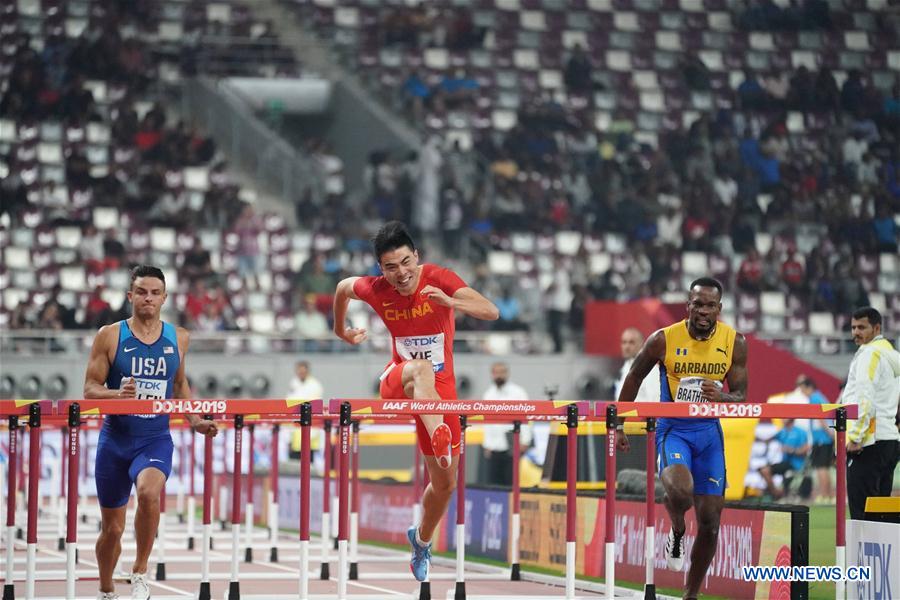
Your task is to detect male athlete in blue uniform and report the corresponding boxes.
[616,277,748,600]
[84,266,218,600]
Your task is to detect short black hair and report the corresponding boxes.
[688,277,723,299]
[851,306,882,327]
[130,265,166,289]
[373,221,416,261]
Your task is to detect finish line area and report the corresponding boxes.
[1,398,856,599]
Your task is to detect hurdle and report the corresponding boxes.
[598,400,857,600]
[331,398,593,600]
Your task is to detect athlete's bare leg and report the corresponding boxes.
[132,468,166,575]
[685,495,725,599]
[660,464,694,536]
[418,455,459,542]
[401,359,443,436]
[96,505,127,593]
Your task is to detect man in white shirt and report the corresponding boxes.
[288,361,325,465]
[613,328,660,402]
[840,307,900,520]
[481,362,530,485]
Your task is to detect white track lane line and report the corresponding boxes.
[31,546,193,597]
[207,547,410,597]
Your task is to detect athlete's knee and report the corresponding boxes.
[136,487,161,510]
[405,360,435,383]
[697,509,721,534]
[430,472,457,497]
[99,519,125,540]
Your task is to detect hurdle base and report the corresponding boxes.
[269,546,278,562]
[333,537,339,550]
[3,583,15,600]
[418,581,431,600]
[199,581,211,600]
[156,562,167,581]
[57,536,64,551]
[454,581,466,599]
[187,537,195,550]
[319,562,330,580]
[245,547,253,563]
[228,580,240,600]
[510,563,521,581]
[643,583,657,600]
[349,562,358,580]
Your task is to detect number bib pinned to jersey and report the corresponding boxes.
[134,378,169,419]
[674,376,722,403]
[395,334,445,373]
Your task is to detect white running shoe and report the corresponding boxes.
[130,572,150,600]
[97,592,119,600]
[665,529,685,571]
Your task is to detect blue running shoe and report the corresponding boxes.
[407,525,431,582]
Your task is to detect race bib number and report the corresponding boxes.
[395,334,446,373]
[674,376,722,403]
[134,377,168,419]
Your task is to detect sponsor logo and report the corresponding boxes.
[716,347,728,356]
[149,458,164,463]
[382,301,394,307]
[708,477,722,487]
[124,347,137,353]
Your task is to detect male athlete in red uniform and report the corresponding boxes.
[333,221,499,581]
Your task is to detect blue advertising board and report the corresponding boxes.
[446,487,510,562]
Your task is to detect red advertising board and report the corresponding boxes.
[521,493,793,599]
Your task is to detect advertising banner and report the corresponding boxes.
[357,480,417,546]
[445,487,510,562]
[847,519,899,600]
[519,493,794,599]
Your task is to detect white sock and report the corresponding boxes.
[415,526,430,547]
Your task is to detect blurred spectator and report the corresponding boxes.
[295,294,330,349]
[80,225,105,273]
[759,418,810,500]
[493,285,528,331]
[287,361,325,465]
[796,376,835,503]
[613,328,660,402]
[299,254,335,296]
[480,362,530,486]
[872,205,898,253]
[102,232,126,269]
[233,203,262,280]
[544,264,571,353]
[184,279,211,327]
[84,286,112,328]
[195,303,226,332]
[563,45,592,94]
[780,251,805,293]
[182,245,213,280]
[737,70,768,110]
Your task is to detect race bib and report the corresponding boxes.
[674,376,722,403]
[134,378,168,419]
[395,334,445,373]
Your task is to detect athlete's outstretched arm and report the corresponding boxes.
[173,328,217,436]
[420,286,499,321]
[333,276,368,344]
[84,325,132,399]
[617,330,665,404]
[703,332,748,403]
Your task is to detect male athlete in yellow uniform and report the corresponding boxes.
[616,277,748,600]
